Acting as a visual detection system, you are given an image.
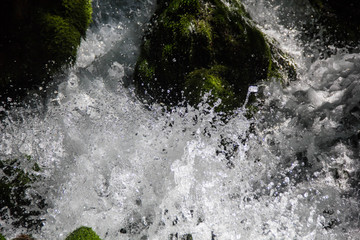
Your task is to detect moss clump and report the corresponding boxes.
[0,233,5,240]
[39,0,93,70]
[134,0,274,112]
[62,0,93,36]
[41,13,81,68]
[65,227,102,240]
[0,0,92,105]
[184,65,237,112]
[0,156,45,231]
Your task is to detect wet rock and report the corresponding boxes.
[12,234,35,240]
[0,0,92,105]
[0,156,46,231]
[308,0,360,47]
[308,0,360,24]
[134,0,280,112]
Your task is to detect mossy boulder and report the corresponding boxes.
[134,0,275,112]
[12,235,35,240]
[0,0,92,105]
[184,65,236,111]
[65,227,102,240]
[0,156,45,231]
[308,0,360,47]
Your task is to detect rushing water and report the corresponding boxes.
[1,0,360,239]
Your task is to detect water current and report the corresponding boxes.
[1,0,360,239]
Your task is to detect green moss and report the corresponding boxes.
[184,65,237,112]
[65,227,102,240]
[62,0,92,36]
[164,0,201,16]
[0,0,93,105]
[195,20,212,42]
[0,233,5,240]
[134,0,276,112]
[41,13,81,69]
[178,15,195,37]
[38,0,92,71]
[136,59,155,86]
[162,44,174,59]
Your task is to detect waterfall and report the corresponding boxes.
[1,0,360,239]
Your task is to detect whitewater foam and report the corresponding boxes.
[1,0,360,239]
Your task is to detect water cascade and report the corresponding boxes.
[1,0,360,239]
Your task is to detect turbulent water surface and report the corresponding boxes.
[1,0,360,239]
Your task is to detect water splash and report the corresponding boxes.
[1,0,360,239]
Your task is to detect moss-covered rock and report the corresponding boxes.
[134,0,275,112]
[65,227,102,240]
[184,65,237,111]
[0,0,92,105]
[11,234,35,240]
[0,156,45,231]
[308,0,360,47]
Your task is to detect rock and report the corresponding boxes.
[0,0,92,105]
[12,235,35,240]
[65,227,102,240]
[184,65,236,112]
[0,156,46,231]
[308,0,360,24]
[308,0,360,47]
[134,0,276,112]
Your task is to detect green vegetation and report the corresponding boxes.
[0,0,92,105]
[0,233,5,240]
[184,65,236,111]
[40,0,93,70]
[41,13,82,69]
[62,0,93,36]
[65,227,102,240]
[134,0,279,112]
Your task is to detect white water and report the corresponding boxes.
[1,0,360,239]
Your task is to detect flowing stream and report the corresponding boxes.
[1,0,360,239]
